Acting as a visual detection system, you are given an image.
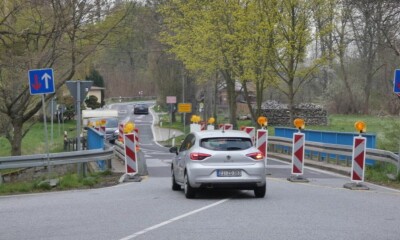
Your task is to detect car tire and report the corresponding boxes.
[254,184,266,198]
[171,168,180,191]
[184,172,196,199]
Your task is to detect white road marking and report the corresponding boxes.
[118,198,230,240]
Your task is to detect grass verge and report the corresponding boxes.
[0,170,121,196]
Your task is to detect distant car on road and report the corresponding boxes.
[133,103,149,115]
[86,117,119,144]
[169,130,266,199]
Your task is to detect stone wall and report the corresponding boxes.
[261,101,327,126]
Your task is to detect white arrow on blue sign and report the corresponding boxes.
[393,69,400,94]
[28,68,55,95]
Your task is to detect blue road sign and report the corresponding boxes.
[393,69,400,94]
[29,68,55,95]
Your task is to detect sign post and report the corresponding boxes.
[166,96,177,139]
[66,80,93,176]
[393,69,400,94]
[28,68,55,172]
[178,103,192,133]
[393,70,400,176]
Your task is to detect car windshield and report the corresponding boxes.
[200,137,252,151]
[88,118,118,128]
[105,118,118,128]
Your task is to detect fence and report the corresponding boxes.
[0,147,114,170]
[1,132,398,182]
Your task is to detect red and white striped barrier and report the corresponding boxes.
[291,132,305,175]
[134,128,139,142]
[200,121,206,131]
[207,124,215,130]
[225,124,233,130]
[118,123,124,142]
[256,129,268,161]
[244,127,255,145]
[219,123,233,130]
[351,136,366,182]
[124,133,137,175]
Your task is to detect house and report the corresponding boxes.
[86,86,105,104]
[197,80,256,117]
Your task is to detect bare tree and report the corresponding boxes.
[0,0,131,155]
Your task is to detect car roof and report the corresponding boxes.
[191,130,251,139]
[88,117,118,121]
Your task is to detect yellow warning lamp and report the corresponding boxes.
[354,121,366,134]
[294,118,305,130]
[191,115,201,123]
[100,119,107,127]
[257,116,268,128]
[208,117,215,125]
[124,122,135,133]
[95,120,101,128]
[87,121,94,128]
[190,115,197,123]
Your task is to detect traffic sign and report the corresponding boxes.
[66,81,93,101]
[178,103,192,113]
[393,69,400,93]
[28,68,55,95]
[166,96,177,104]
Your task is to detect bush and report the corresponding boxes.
[82,177,97,187]
[59,174,81,189]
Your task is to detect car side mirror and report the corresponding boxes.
[169,146,178,155]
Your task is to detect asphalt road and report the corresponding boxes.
[1,102,400,240]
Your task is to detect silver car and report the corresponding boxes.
[169,130,266,198]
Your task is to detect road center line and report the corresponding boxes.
[118,198,230,240]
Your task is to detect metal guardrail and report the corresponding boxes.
[268,136,400,173]
[0,147,114,170]
[114,141,125,161]
[1,136,398,174]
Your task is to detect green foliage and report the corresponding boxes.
[86,69,105,106]
[86,69,105,87]
[0,182,33,195]
[0,170,117,195]
[0,121,76,156]
[59,174,81,189]
[35,181,52,191]
[82,177,98,187]
[365,162,399,184]
[85,95,102,109]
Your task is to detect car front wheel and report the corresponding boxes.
[171,168,180,191]
[184,173,196,199]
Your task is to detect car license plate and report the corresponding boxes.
[217,169,242,177]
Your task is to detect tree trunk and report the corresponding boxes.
[223,71,238,129]
[10,119,23,156]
